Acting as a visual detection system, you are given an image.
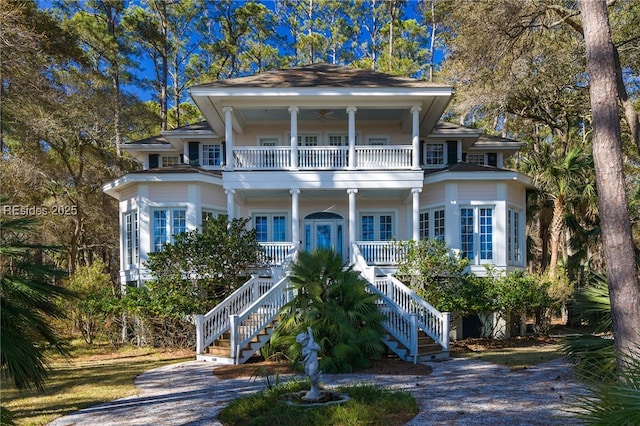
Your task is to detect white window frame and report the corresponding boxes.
[367,135,389,145]
[201,143,223,166]
[161,155,180,167]
[360,212,395,241]
[419,207,446,241]
[508,208,523,266]
[124,210,139,267]
[459,205,495,265]
[466,153,485,165]
[152,208,187,252]
[258,136,280,146]
[252,212,289,242]
[424,143,445,166]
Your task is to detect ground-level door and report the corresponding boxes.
[303,212,345,260]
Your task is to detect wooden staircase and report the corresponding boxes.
[201,315,278,364]
[383,331,449,363]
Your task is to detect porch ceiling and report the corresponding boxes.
[235,187,411,202]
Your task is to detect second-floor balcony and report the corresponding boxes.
[232,145,414,170]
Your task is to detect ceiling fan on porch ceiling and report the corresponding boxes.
[315,109,337,121]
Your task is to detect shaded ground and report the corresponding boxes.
[213,335,560,380]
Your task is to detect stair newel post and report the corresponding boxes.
[442,312,451,351]
[251,274,258,299]
[410,313,418,364]
[195,314,205,355]
[230,314,239,363]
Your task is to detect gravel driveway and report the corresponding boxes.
[48,357,587,426]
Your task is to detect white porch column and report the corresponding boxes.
[347,106,357,169]
[289,106,299,169]
[290,189,300,245]
[412,187,422,241]
[411,105,422,169]
[225,188,235,220]
[223,107,234,170]
[348,188,358,258]
[457,140,463,163]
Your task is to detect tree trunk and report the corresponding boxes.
[579,0,640,360]
[548,196,564,279]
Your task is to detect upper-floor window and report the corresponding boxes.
[466,154,485,165]
[253,213,288,242]
[419,208,445,241]
[361,213,394,241]
[460,206,494,264]
[153,208,186,251]
[259,137,279,146]
[298,134,319,146]
[367,137,388,145]
[162,156,180,167]
[424,143,444,165]
[124,211,138,267]
[202,144,222,166]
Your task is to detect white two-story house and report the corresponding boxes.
[103,63,534,363]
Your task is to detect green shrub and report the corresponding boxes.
[273,249,386,373]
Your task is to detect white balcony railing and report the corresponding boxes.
[355,241,408,265]
[232,145,413,170]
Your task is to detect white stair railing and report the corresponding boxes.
[194,275,273,354]
[230,275,292,364]
[352,243,450,352]
[194,246,299,357]
[372,275,450,350]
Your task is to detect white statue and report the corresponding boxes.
[296,326,322,400]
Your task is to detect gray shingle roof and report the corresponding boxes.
[191,63,451,89]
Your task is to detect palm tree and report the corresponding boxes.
[521,143,595,278]
[273,249,386,373]
[1,216,71,391]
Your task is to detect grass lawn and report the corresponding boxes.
[1,342,192,426]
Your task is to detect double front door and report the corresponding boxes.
[304,212,345,259]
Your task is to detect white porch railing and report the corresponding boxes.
[259,242,296,266]
[355,145,412,169]
[232,145,413,170]
[233,146,291,169]
[355,241,407,265]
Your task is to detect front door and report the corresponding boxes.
[304,212,345,259]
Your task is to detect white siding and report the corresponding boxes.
[201,183,226,206]
[148,183,188,202]
[507,183,526,209]
[422,182,445,206]
[458,183,497,202]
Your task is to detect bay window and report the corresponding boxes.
[124,211,138,267]
[460,206,494,264]
[153,208,187,251]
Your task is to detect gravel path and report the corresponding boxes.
[48,357,587,426]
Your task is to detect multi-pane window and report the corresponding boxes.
[161,156,180,167]
[368,137,388,145]
[419,208,446,241]
[298,134,319,146]
[479,208,493,260]
[202,144,222,166]
[466,154,485,165]
[425,143,445,165]
[419,212,429,240]
[460,206,494,264]
[460,208,474,260]
[153,209,186,251]
[433,210,445,241]
[124,211,138,266]
[360,213,394,241]
[253,213,288,242]
[508,209,522,265]
[259,137,279,146]
[328,134,348,146]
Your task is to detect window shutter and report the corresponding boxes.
[188,142,200,166]
[149,154,159,169]
[447,141,457,165]
[487,153,497,167]
[222,142,226,166]
[419,140,424,167]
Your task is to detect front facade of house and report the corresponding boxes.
[104,63,533,288]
